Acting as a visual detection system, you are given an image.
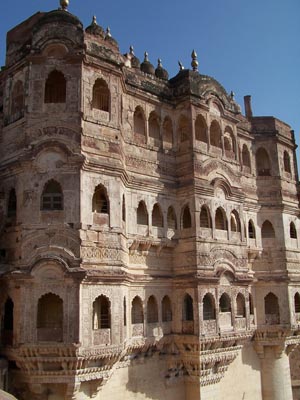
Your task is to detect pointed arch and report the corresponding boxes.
[92,185,109,214]
[131,296,144,324]
[203,293,215,320]
[249,293,254,315]
[242,144,251,169]
[137,201,148,225]
[224,126,236,158]
[183,294,193,321]
[219,293,231,312]
[182,205,192,229]
[92,78,110,112]
[283,151,291,173]
[294,293,300,313]
[264,292,280,324]
[37,293,63,342]
[195,114,207,143]
[167,206,177,230]
[11,80,24,118]
[256,147,271,176]
[248,219,256,239]
[41,180,63,210]
[200,205,212,228]
[134,106,146,139]
[152,203,163,228]
[45,70,66,103]
[162,116,173,148]
[178,115,190,143]
[92,295,110,329]
[230,210,241,232]
[261,220,275,238]
[7,188,17,218]
[147,296,158,323]
[236,293,246,317]
[162,296,172,322]
[210,120,222,148]
[149,111,160,140]
[215,207,227,230]
[290,221,297,239]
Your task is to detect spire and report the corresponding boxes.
[178,61,184,71]
[130,45,134,55]
[191,50,198,72]
[106,27,112,38]
[144,52,149,62]
[59,0,69,11]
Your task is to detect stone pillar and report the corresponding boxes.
[259,345,293,400]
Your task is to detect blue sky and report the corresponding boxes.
[1,0,300,157]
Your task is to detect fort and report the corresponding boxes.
[0,1,300,399]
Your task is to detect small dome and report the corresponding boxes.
[155,59,169,80]
[104,27,119,50]
[85,16,105,38]
[140,52,155,75]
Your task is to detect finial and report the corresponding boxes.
[144,52,149,62]
[130,46,134,55]
[60,0,69,11]
[230,91,235,100]
[92,15,97,25]
[157,59,162,68]
[191,50,198,72]
[106,27,111,37]
[178,61,184,71]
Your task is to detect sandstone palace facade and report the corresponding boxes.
[1,2,300,399]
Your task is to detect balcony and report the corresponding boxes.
[132,323,144,337]
[202,320,217,335]
[265,314,280,325]
[37,328,63,342]
[93,329,111,346]
[219,312,232,330]
[235,317,246,330]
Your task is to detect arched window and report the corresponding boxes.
[249,294,254,315]
[294,293,300,313]
[242,144,251,169]
[230,210,241,232]
[123,297,127,326]
[162,116,173,148]
[134,106,146,139]
[248,220,256,239]
[152,203,163,228]
[41,180,63,211]
[215,207,227,230]
[147,296,158,323]
[162,296,172,322]
[37,293,63,342]
[261,220,275,238]
[182,205,192,229]
[195,115,207,143]
[92,185,109,214]
[290,222,297,239]
[44,70,66,103]
[92,78,109,112]
[92,295,110,329]
[283,151,291,173]
[131,296,144,324]
[203,293,215,320]
[183,294,193,321]
[210,120,222,148]
[149,111,160,140]
[137,201,148,225]
[236,293,246,317]
[264,292,280,324]
[178,115,189,143]
[224,127,235,158]
[200,206,211,228]
[2,297,14,345]
[11,80,24,117]
[219,293,231,312]
[122,195,126,222]
[167,206,177,230]
[7,189,16,218]
[256,147,271,176]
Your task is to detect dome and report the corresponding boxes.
[140,52,155,75]
[34,9,83,31]
[85,16,105,38]
[104,27,119,50]
[155,59,169,80]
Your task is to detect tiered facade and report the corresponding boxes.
[0,2,300,399]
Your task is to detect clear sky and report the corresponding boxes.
[1,0,300,158]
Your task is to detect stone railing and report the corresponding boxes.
[202,320,217,335]
[151,227,164,238]
[93,212,109,226]
[249,314,255,326]
[137,224,148,236]
[37,328,63,342]
[235,317,246,330]
[146,323,162,337]
[93,329,111,346]
[219,312,232,329]
[231,232,241,242]
[162,322,172,335]
[182,321,194,334]
[265,314,280,325]
[215,229,228,240]
[132,323,144,337]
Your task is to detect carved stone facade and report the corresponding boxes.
[0,3,300,400]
